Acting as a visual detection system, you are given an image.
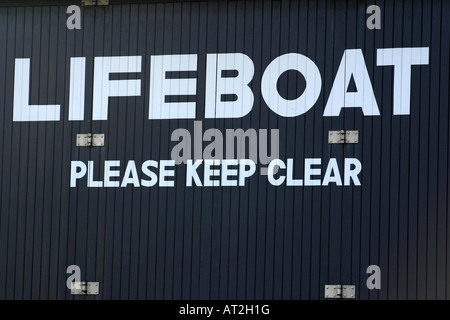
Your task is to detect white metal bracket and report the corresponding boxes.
[76,133,105,147]
[70,281,100,295]
[324,284,355,299]
[328,130,359,144]
[81,0,109,6]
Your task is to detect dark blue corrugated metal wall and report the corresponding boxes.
[0,0,449,300]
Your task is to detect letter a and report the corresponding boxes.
[66,265,81,290]
[366,265,381,289]
[366,5,381,30]
[323,49,379,117]
[66,5,81,30]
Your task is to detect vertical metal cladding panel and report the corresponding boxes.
[0,0,449,300]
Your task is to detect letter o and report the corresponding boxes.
[261,53,322,117]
